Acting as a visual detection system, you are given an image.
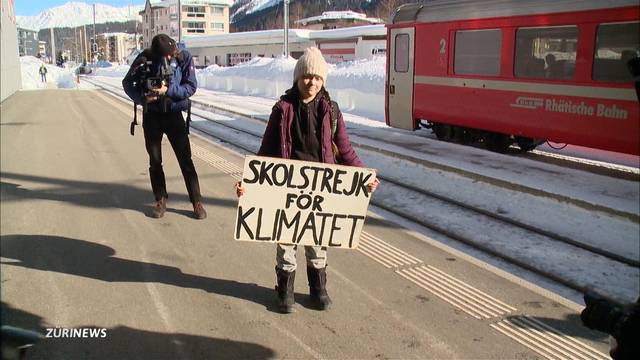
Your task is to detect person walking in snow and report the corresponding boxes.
[122,34,206,220]
[39,64,47,82]
[235,47,379,313]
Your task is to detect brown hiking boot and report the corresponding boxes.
[193,201,207,220]
[150,197,167,218]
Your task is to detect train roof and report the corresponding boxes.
[392,0,639,24]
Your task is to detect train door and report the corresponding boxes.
[387,27,415,130]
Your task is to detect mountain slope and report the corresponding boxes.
[17,1,143,31]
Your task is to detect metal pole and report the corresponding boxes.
[75,27,79,62]
[130,1,137,54]
[50,27,56,64]
[84,25,89,62]
[178,0,182,42]
[93,3,96,63]
[283,0,289,57]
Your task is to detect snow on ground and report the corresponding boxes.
[19,56,77,90]
[92,55,386,120]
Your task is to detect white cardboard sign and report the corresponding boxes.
[234,156,376,249]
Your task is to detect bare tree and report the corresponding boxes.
[376,0,402,22]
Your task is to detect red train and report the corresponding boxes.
[385,0,640,155]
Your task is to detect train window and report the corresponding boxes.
[593,22,640,82]
[454,29,501,76]
[515,26,578,80]
[395,34,409,73]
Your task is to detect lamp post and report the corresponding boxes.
[283,0,289,57]
[92,3,97,64]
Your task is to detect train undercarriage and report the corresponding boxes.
[422,121,545,153]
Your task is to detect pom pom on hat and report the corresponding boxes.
[151,34,177,57]
[293,47,328,84]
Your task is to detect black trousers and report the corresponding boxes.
[143,111,201,204]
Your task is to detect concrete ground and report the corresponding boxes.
[1,90,610,359]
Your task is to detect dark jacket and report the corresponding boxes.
[122,49,197,113]
[258,92,364,167]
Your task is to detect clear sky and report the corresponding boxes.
[15,1,145,16]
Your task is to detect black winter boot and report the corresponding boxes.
[275,266,296,313]
[307,266,332,310]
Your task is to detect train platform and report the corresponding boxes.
[0,90,616,358]
[83,76,640,303]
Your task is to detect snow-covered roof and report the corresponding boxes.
[99,32,135,38]
[184,25,387,48]
[17,27,38,33]
[296,11,384,25]
[151,0,233,6]
[185,29,312,47]
[181,0,233,5]
[308,24,386,40]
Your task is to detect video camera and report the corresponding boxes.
[581,291,639,359]
[136,56,173,112]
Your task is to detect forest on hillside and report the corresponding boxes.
[231,0,418,32]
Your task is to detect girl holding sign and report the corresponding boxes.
[235,47,379,313]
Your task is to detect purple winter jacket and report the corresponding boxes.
[258,94,364,167]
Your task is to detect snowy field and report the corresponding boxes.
[19,56,77,90]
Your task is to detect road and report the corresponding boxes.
[1,90,610,359]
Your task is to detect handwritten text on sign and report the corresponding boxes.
[234,156,376,249]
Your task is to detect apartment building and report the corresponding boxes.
[139,0,233,48]
[17,27,39,56]
[38,41,47,57]
[96,33,138,63]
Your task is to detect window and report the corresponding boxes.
[211,22,224,30]
[184,6,205,13]
[454,29,501,76]
[515,26,578,80]
[593,22,639,82]
[394,34,409,72]
[227,52,252,66]
[183,21,205,29]
[211,6,224,15]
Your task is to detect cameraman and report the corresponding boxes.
[581,293,639,359]
[122,34,206,219]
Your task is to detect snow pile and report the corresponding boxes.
[92,64,130,77]
[89,53,387,119]
[328,56,386,120]
[19,56,77,89]
[197,55,386,120]
[197,56,296,100]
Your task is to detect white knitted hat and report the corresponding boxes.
[293,47,328,84]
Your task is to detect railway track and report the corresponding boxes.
[86,77,638,296]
